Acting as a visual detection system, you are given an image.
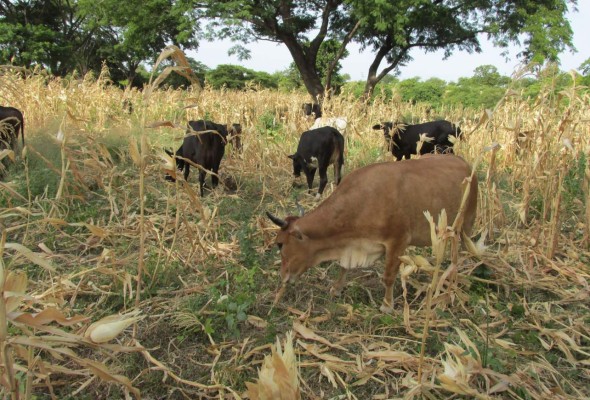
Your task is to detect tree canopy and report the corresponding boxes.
[199,0,576,100]
[0,0,200,86]
[0,0,578,96]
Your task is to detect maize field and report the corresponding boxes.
[1,56,589,399]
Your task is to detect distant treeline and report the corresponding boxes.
[139,60,589,110]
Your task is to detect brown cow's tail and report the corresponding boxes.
[21,116,24,147]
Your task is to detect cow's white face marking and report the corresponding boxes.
[339,241,385,270]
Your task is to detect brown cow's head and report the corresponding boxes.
[266,212,313,284]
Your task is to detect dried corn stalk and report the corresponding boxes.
[246,331,300,400]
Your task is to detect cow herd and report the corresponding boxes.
[1,102,477,313]
[165,104,464,199]
[162,103,477,313]
[266,103,476,313]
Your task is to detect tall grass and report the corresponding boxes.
[1,60,589,399]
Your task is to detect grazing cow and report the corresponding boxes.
[0,106,24,151]
[267,155,478,313]
[303,103,322,118]
[165,119,232,196]
[289,127,344,199]
[227,123,243,152]
[311,117,348,136]
[372,120,461,161]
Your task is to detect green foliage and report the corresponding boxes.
[2,0,576,99]
[444,65,511,109]
[563,152,586,212]
[340,81,366,99]
[205,64,278,90]
[256,111,283,138]
[0,1,79,74]
[397,77,446,107]
[0,0,200,85]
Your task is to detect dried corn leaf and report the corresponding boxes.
[247,331,300,400]
[4,271,27,313]
[10,308,89,327]
[4,242,57,272]
[298,341,354,364]
[247,315,269,329]
[293,321,346,350]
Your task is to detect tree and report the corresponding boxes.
[272,39,349,93]
[200,0,352,101]
[0,0,96,75]
[199,0,575,100]
[205,64,278,89]
[444,65,511,109]
[397,77,447,107]
[471,65,511,87]
[79,0,200,86]
[351,0,576,98]
[0,0,200,85]
[579,57,590,87]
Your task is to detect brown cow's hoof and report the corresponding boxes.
[379,303,394,314]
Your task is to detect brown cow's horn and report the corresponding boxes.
[266,212,288,229]
[294,197,305,217]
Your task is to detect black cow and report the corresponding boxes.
[372,120,461,161]
[227,123,243,152]
[0,106,24,151]
[302,103,322,118]
[289,126,344,199]
[165,120,236,196]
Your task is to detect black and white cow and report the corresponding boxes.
[372,120,461,161]
[302,103,322,118]
[289,126,345,199]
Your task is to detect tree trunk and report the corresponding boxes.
[282,35,325,101]
[362,40,409,99]
[127,62,139,87]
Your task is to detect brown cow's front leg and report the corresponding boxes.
[330,267,348,297]
[380,242,406,313]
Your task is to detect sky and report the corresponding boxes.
[189,2,589,82]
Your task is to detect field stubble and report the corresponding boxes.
[1,65,589,399]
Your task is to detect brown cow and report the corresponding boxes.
[267,155,478,313]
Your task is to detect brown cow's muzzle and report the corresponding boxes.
[280,268,298,284]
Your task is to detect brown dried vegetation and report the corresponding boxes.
[1,57,589,399]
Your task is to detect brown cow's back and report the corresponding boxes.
[300,155,477,247]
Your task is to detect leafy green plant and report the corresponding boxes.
[256,111,283,138]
